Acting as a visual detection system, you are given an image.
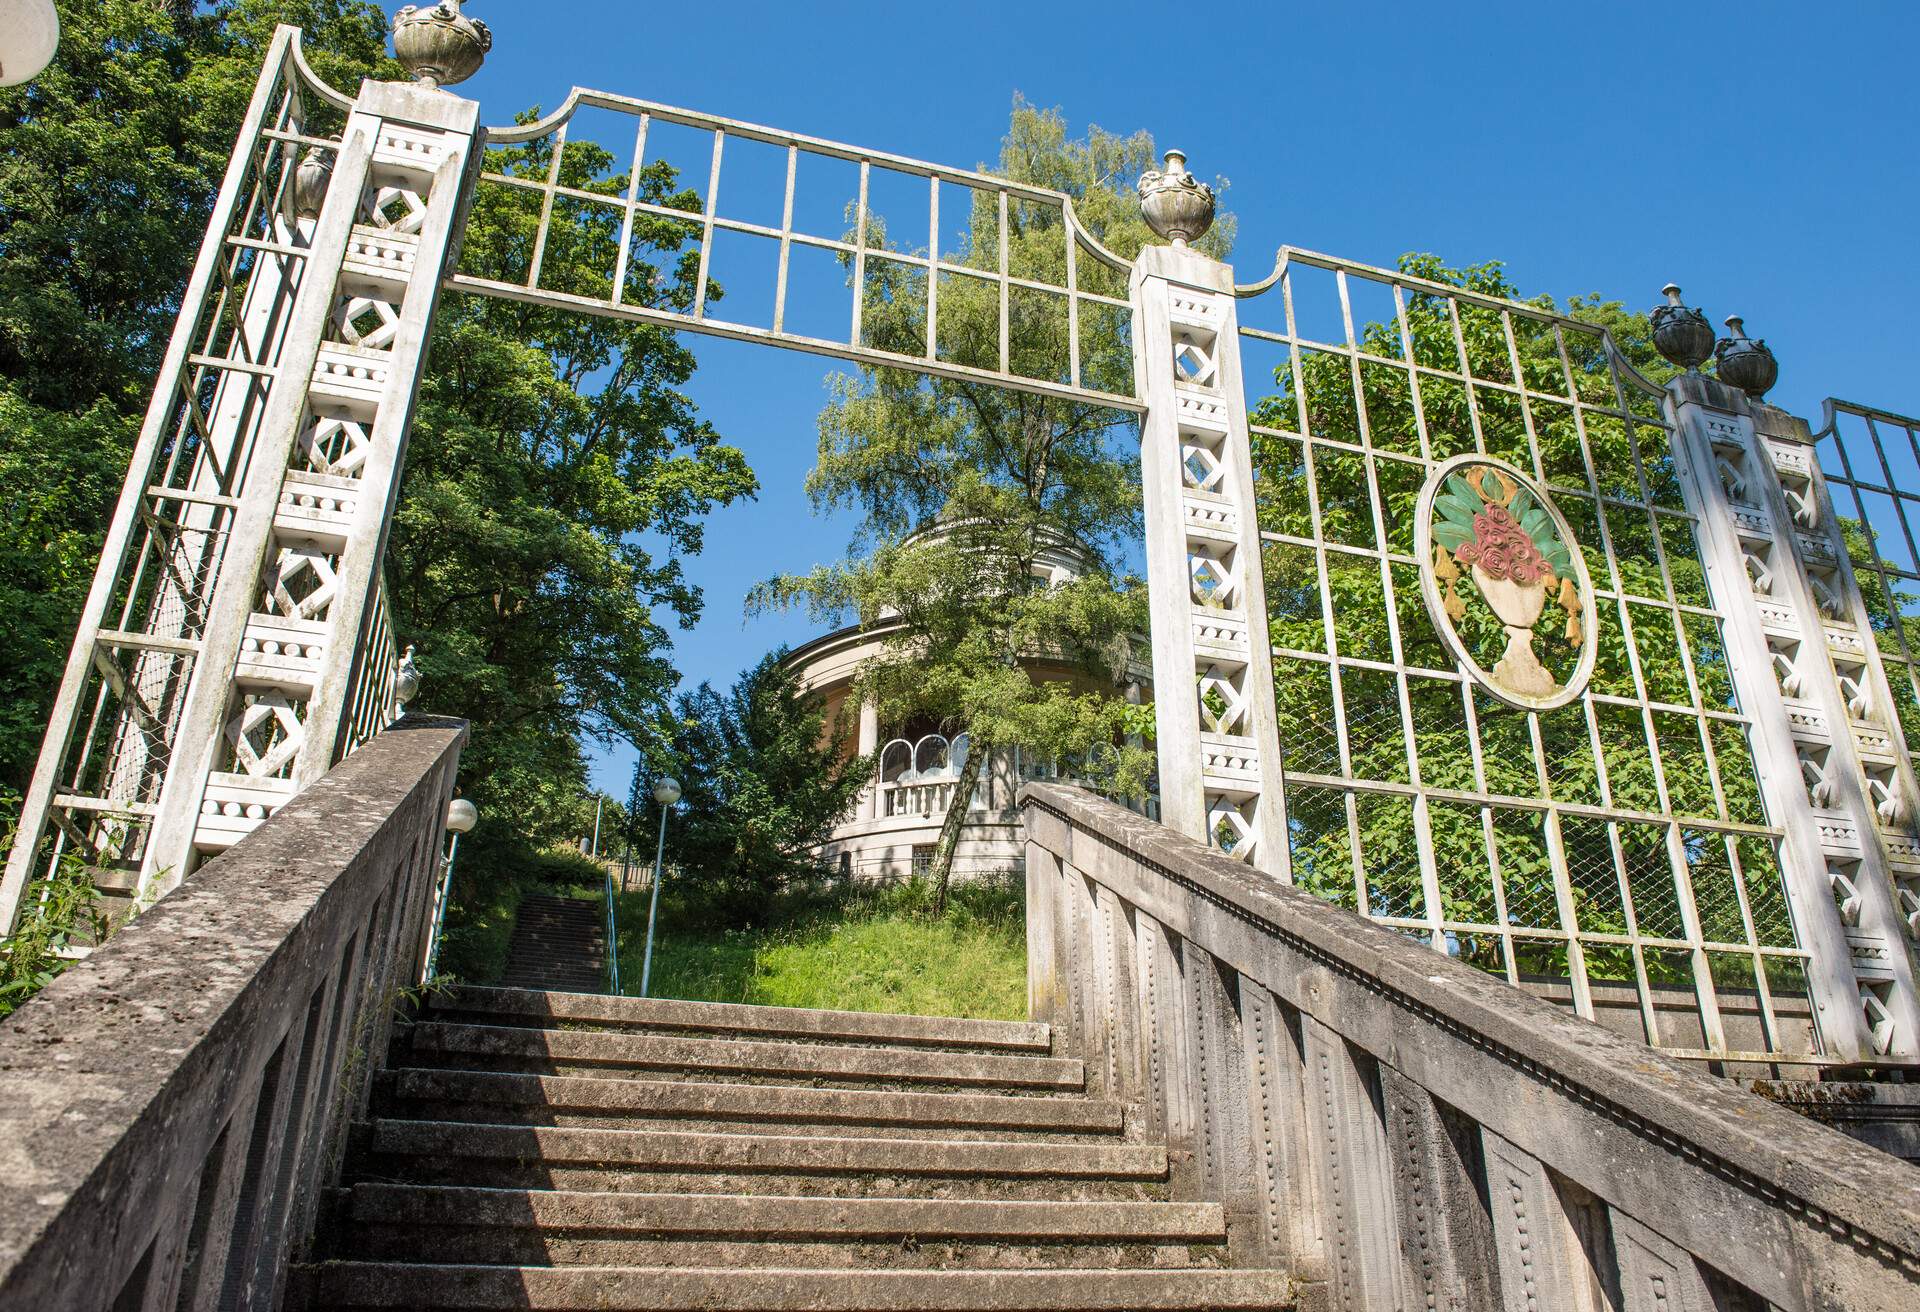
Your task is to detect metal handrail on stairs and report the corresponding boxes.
[604,863,620,995]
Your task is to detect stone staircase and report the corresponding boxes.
[497,894,607,994]
[294,986,1291,1309]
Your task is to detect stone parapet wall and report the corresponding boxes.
[1021,780,1920,1308]
[0,716,467,1311]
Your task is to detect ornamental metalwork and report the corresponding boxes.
[6,16,1920,1073]
[1416,455,1596,710]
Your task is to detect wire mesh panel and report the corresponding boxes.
[1241,249,1813,1059]
[448,90,1141,412]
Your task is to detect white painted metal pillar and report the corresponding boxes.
[855,698,880,822]
[1668,372,1920,1060]
[142,82,482,890]
[1130,244,1288,880]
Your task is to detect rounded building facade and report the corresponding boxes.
[781,536,1151,881]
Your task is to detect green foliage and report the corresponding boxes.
[757,102,1197,897]
[1255,255,1785,985]
[0,0,394,804]
[433,835,608,985]
[618,873,1026,1020]
[660,652,873,925]
[0,4,753,864]
[0,812,109,1018]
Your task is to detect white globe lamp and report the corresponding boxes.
[0,0,59,88]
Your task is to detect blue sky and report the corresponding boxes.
[441,1,1920,798]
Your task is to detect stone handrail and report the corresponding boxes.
[0,716,466,1311]
[1019,781,1920,1310]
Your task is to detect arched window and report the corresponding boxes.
[914,734,949,776]
[879,738,912,784]
[950,733,970,778]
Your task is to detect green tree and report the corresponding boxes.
[0,0,393,804]
[393,115,756,850]
[0,4,756,868]
[661,651,873,924]
[757,102,1220,906]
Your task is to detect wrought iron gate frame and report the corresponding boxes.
[6,24,1918,1069]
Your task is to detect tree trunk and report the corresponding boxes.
[929,747,984,914]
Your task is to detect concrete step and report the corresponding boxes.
[405,1023,1084,1090]
[363,1121,1167,1185]
[430,987,1051,1053]
[377,1069,1126,1136]
[332,1186,1229,1268]
[303,1263,1292,1309]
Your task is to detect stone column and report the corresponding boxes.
[1665,351,1920,1060]
[146,78,484,888]
[1130,153,1288,879]
[856,697,880,821]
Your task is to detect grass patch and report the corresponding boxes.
[612,874,1028,1021]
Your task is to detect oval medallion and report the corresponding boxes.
[1414,455,1597,711]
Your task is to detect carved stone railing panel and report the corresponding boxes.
[1022,780,1920,1308]
[0,717,466,1312]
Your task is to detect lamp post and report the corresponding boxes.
[639,776,681,998]
[0,0,59,87]
[423,797,479,982]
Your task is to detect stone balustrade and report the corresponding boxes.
[0,716,466,1311]
[1020,780,1920,1309]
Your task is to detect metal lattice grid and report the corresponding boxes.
[448,90,1142,413]
[0,29,353,921]
[1813,399,1920,939]
[1242,248,1814,1060]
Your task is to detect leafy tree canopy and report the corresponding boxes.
[755,100,1213,902]
[657,651,873,924]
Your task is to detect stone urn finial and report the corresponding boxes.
[1714,315,1779,400]
[1649,283,1713,373]
[1138,149,1215,248]
[291,148,334,221]
[393,0,491,90]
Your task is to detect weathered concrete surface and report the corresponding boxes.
[384,1066,1127,1132]
[311,1263,1296,1310]
[367,1119,1169,1179]
[1020,781,1920,1311]
[0,716,466,1311]
[442,984,1053,1051]
[407,1020,1086,1087]
[1742,1078,1920,1162]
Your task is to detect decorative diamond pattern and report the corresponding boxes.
[226,689,306,778]
[334,295,401,351]
[262,544,339,622]
[1208,793,1258,864]
[368,184,427,234]
[299,414,371,478]
[1171,331,1218,388]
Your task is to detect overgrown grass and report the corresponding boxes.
[611,874,1028,1021]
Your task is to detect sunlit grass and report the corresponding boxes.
[611,874,1028,1020]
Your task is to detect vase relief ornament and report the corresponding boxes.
[1415,455,1597,711]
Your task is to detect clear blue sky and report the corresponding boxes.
[440,1,1920,798]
